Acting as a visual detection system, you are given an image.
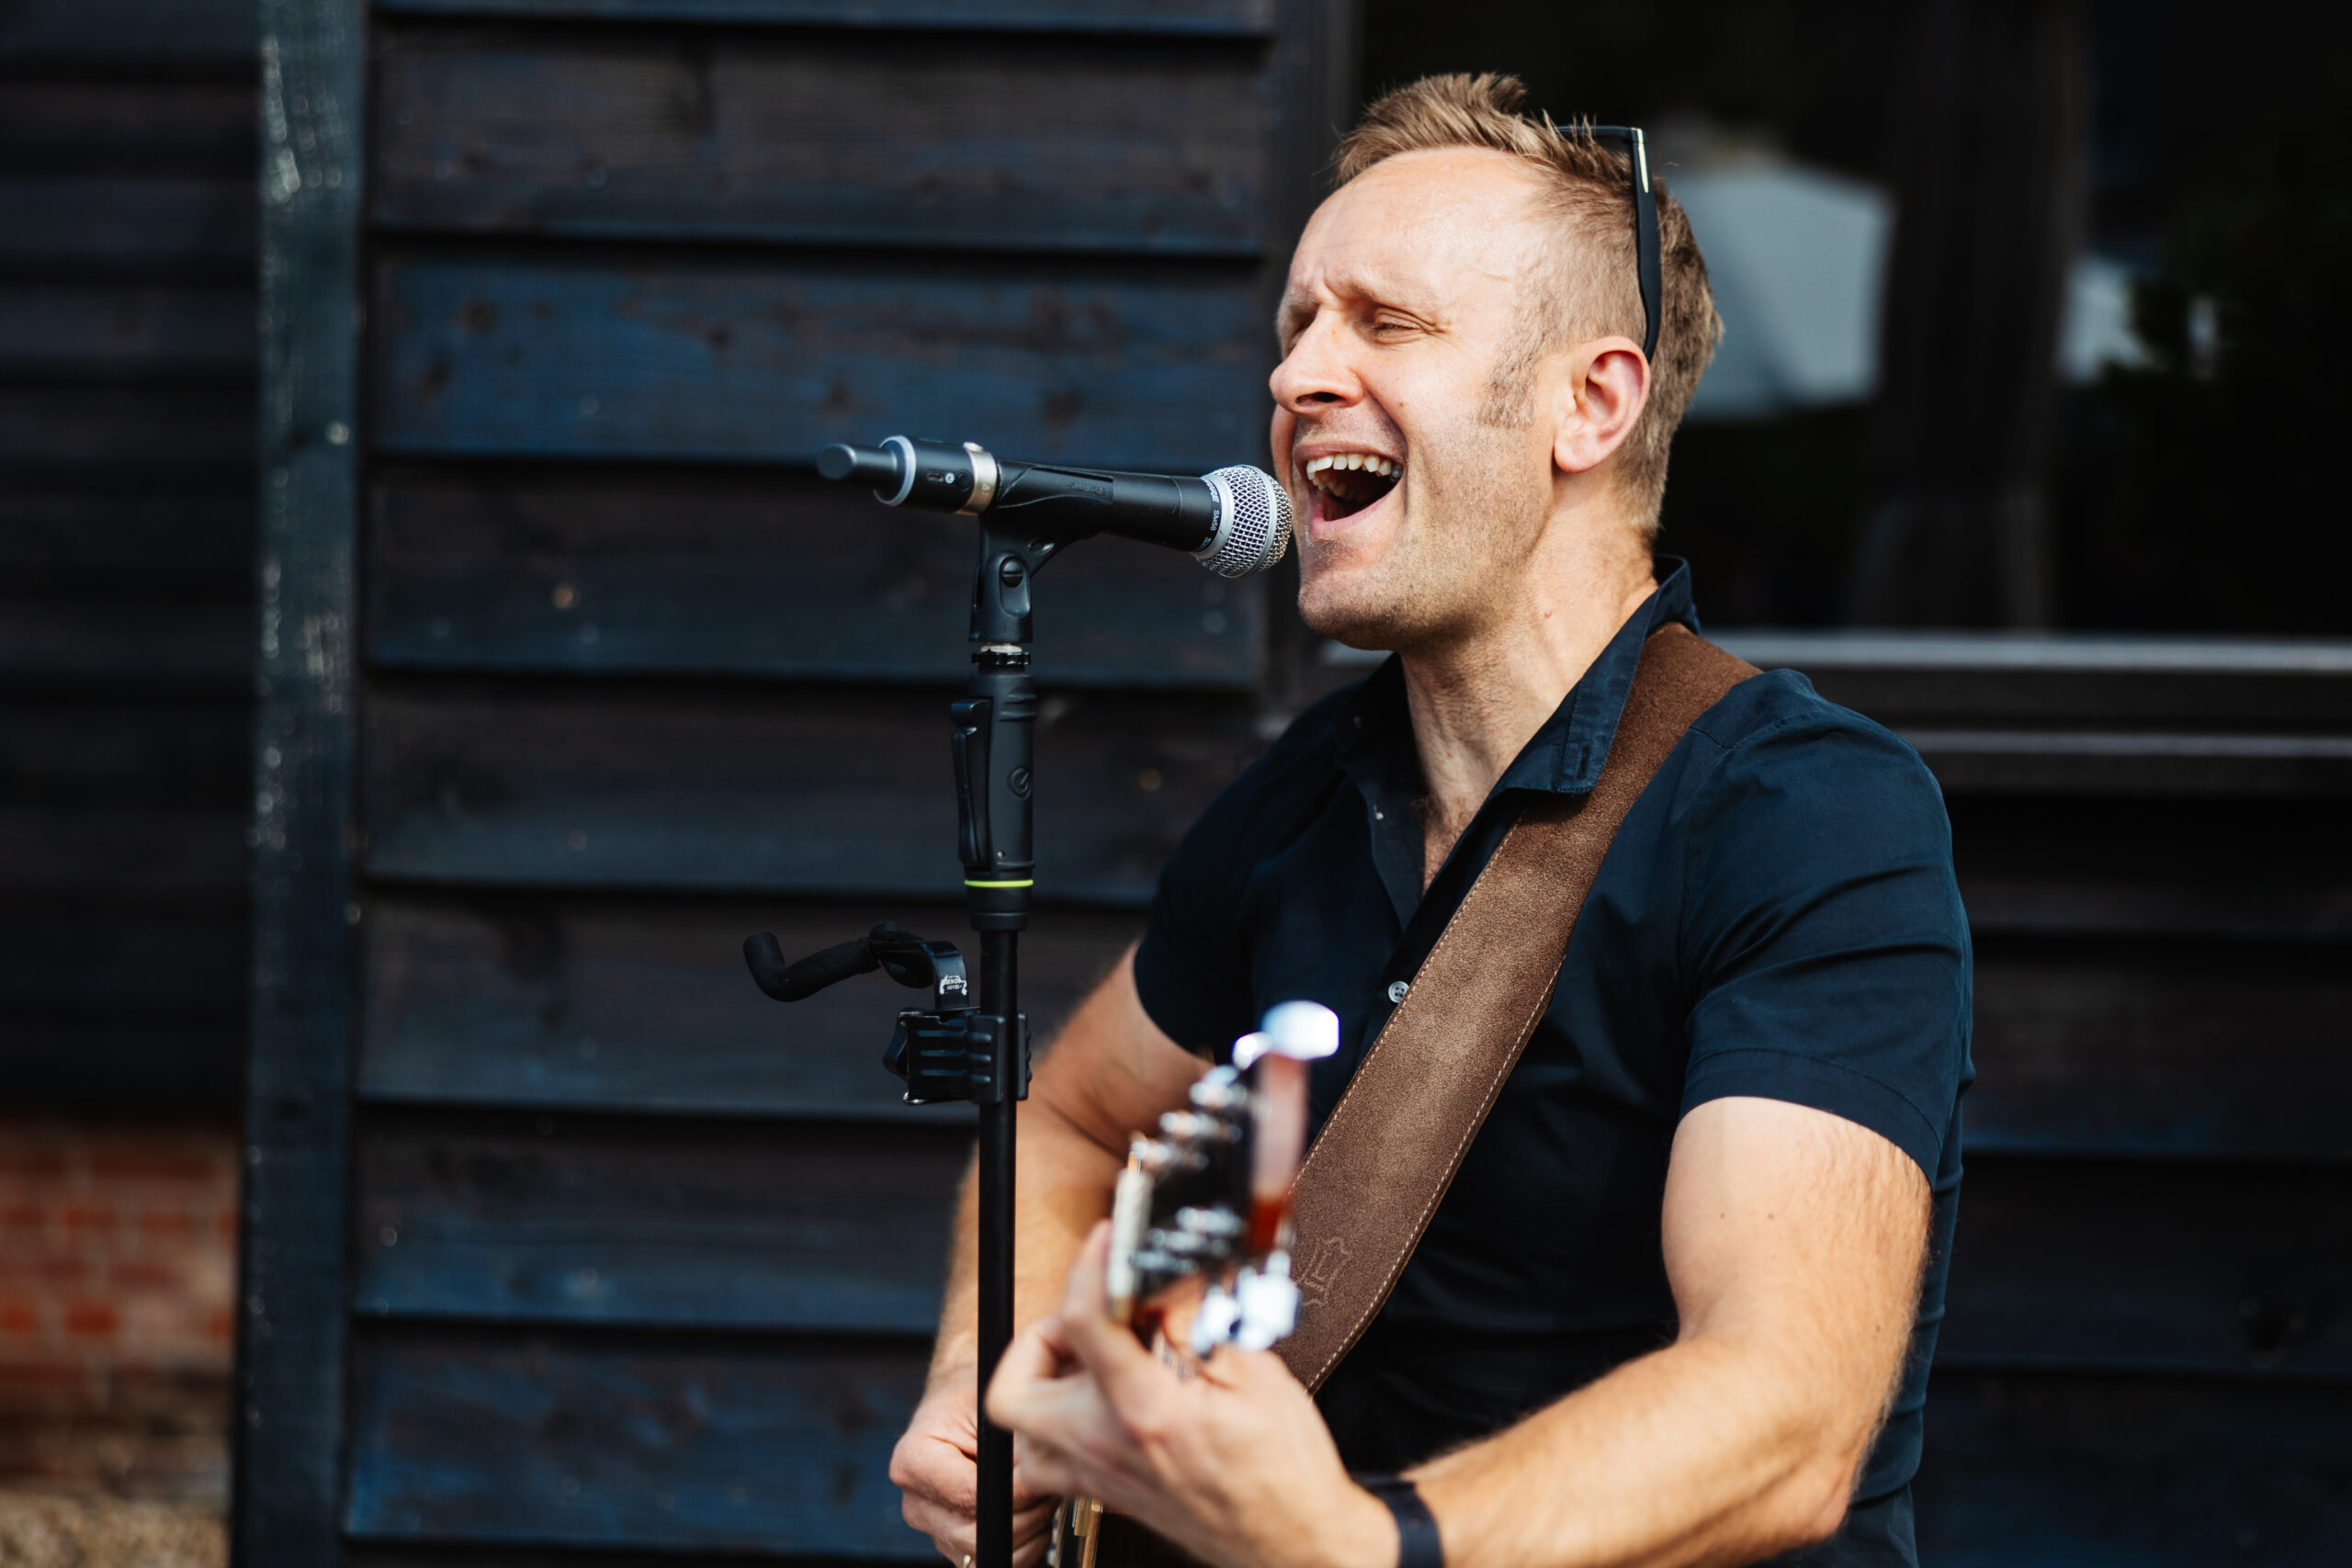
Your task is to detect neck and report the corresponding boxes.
[1396,502,1658,867]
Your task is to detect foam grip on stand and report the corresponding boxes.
[743,931,877,1002]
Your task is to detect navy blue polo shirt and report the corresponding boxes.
[1134,563,1971,1562]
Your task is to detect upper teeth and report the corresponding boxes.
[1305,454,1398,479]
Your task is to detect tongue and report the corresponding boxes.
[1320,468,1395,517]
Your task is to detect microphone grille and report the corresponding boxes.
[1196,466,1294,579]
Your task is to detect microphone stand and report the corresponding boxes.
[749,435,1284,1568]
[957,518,1054,1568]
[744,514,1067,1568]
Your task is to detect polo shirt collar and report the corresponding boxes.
[1335,558,1701,802]
[1333,559,1701,929]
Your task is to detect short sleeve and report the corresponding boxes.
[1677,705,1973,1179]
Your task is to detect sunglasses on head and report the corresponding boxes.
[1545,118,1662,361]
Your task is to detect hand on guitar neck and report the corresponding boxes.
[889,1011,1314,1568]
[888,962,1374,1568]
[989,1005,1393,1568]
[1102,1002,1332,1371]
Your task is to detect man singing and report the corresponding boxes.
[892,73,1971,1568]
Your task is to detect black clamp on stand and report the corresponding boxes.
[742,920,1030,1105]
[744,457,1066,1568]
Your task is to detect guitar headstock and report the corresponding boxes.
[1103,1001,1339,1359]
[1048,1003,1341,1568]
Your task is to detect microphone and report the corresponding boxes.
[816,435,1293,580]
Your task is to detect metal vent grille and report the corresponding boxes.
[1197,466,1294,579]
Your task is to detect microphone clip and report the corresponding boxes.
[970,521,1057,647]
[741,921,1030,1107]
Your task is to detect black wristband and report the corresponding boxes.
[1356,1473,1442,1568]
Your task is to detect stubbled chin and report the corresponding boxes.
[1298,513,1413,648]
[1298,574,1403,649]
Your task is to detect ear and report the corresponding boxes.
[1552,335,1651,479]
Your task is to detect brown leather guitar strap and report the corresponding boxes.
[1085,624,1756,1566]
[1275,622,1758,1391]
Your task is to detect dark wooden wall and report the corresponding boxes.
[240,0,1354,1562]
[235,1,2349,1562]
[0,0,256,1111]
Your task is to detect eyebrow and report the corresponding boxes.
[1273,265,1408,346]
[1274,290,1316,344]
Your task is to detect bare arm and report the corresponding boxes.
[890,945,1205,1564]
[1404,1095,1930,1567]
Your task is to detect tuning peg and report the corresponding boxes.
[1232,1000,1340,1068]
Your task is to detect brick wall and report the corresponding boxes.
[0,1119,237,1504]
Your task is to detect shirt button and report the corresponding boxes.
[1386,981,1410,1004]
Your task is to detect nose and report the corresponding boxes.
[1269,311,1359,415]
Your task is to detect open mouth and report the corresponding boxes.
[1303,452,1402,524]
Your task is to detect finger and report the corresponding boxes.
[903,1495,973,1558]
[1012,1524,1055,1568]
[1011,1428,1064,1511]
[1034,1312,1074,1363]
[1054,1224,1174,1412]
[1013,1431,1080,1499]
[891,1433,977,1516]
[910,1490,1055,1567]
[1197,1340,1297,1393]
[895,1437,979,1562]
[911,1508,969,1566]
[985,1314,1074,1433]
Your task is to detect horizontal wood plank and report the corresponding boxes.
[0,82,255,176]
[0,0,255,68]
[352,896,2351,1159]
[0,178,254,278]
[360,895,1137,1115]
[1949,795,2352,940]
[374,29,1268,254]
[361,688,2352,923]
[345,1356,2352,1562]
[370,0,1272,35]
[0,283,254,378]
[1723,631,2352,732]
[345,1107,2352,1376]
[1940,1157,2352,1377]
[0,1020,243,1111]
[372,251,1266,469]
[0,491,253,598]
[0,698,250,807]
[0,806,247,904]
[1909,728,2352,797]
[367,468,1261,686]
[0,900,245,1111]
[1966,935,2352,1159]
[0,904,244,1017]
[0,386,254,476]
[362,683,1258,901]
[355,1112,966,1329]
[345,1327,931,1555]
[1338,637,2352,793]
[0,598,250,688]
[358,683,2352,915]
[1916,1370,2352,1565]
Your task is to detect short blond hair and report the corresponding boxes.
[1334,73,1721,525]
